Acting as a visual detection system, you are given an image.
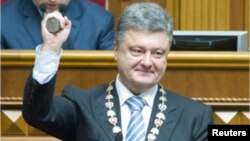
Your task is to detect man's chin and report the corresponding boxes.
[134,79,155,88]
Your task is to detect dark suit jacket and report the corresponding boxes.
[22,74,214,141]
[1,0,114,50]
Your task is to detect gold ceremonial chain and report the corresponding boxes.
[105,81,168,141]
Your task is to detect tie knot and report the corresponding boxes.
[126,96,145,112]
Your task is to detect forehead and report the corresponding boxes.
[121,29,170,50]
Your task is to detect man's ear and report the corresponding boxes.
[113,41,118,61]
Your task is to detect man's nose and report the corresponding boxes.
[141,53,153,67]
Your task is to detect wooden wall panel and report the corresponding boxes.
[163,69,249,98]
[245,0,250,48]
[201,0,210,29]
[179,0,230,30]
[217,0,230,30]
[179,0,190,30]
[229,0,250,48]
[193,0,202,30]
[209,0,217,30]
[108,0,166,21]
[230,0,245,30]
[165,0,180,29]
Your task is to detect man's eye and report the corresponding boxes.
[131,49,143,56]
[153,51,165,58]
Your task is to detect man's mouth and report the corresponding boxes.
[47,4,58,11]
[137,69,154,74]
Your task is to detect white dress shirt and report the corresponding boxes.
[115,76,157,141]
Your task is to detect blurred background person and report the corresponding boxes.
[1,0,114,50]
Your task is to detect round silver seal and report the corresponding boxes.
[46,17,61,34]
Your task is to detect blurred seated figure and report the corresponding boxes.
[1,0,114,50]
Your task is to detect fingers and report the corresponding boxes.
[63,16,72,30]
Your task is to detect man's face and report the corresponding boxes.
[33,0,70,12]
[114,29,170,93]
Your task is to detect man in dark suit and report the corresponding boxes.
[1,0,114,50]
[22,2,214,141]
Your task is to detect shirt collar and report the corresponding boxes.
[115,74,158,108]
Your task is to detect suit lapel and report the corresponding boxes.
[146,86,183,141]
[92,83,182,141]
[92,83,122,141]
[20,0,43,46]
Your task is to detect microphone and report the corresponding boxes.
[39,4,66,34]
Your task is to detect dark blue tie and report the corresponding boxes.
[126,96,146,141]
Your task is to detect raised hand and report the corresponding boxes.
[41,11,72,52]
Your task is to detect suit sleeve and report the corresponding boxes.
[22,73,77,140]
[193,105,214,141]
[98,14,115,50]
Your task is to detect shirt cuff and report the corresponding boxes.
[32,44,63,84]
